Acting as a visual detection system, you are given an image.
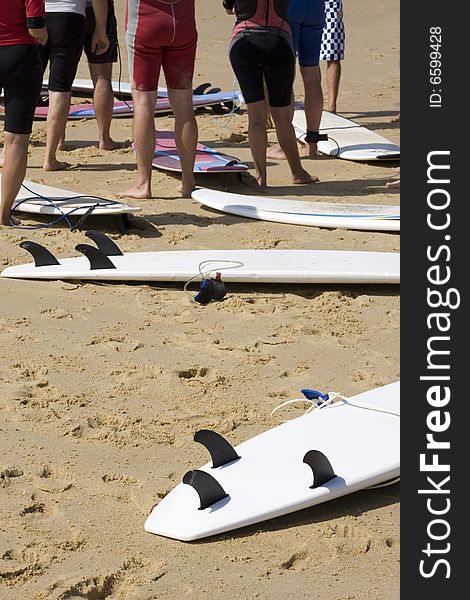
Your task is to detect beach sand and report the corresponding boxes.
[0,1,400,598]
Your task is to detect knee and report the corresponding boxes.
[248,116,266,130]
[4,132,30,147]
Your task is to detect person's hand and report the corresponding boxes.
[29,27,48,45]
[92,30,110,55]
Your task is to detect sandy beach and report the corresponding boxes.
[0,1,400,598]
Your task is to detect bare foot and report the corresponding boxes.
[120,184,152,199]
[255,175,267,188]
[58,141,66,151]
[99,139,124,151]
[328,106,337,114]
[266,144,287,160]
[386,179,400,189]
[292,169,319,185]
[300,143,319,158]
[391,113,400,123]
[43,158,70,171]
[0,216,20,226]
[180,184,196,198]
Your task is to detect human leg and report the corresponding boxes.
[320,0,345,112]
[43,12,85,170]
[0,44,42,223]
[89,62,120,150]
[167,88,197,197]
[85,2,119,149]
[124,89,156,199]
[299,64,323,157]
[325,59,341,112]
[0,133,29,224]
[245,100,269,187]
[269,105,318,184]
[43,91,72,170]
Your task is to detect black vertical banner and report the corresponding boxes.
[401,0,467,596]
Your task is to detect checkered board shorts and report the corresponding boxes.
[320,0,345,61]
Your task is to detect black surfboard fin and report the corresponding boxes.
[74,244,116,270]
[182,470,229,510]
[206,87,222,95]
[194,430,240,468]
[19,241,60,267]
[303,450,336,489]
[85,230,123,256]
[210,101,236,115]
[193,82,212,96]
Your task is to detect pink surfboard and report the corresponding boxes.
[151,130,248,173]
[33,91,240,120]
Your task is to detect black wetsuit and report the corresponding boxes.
[224,0,295,107]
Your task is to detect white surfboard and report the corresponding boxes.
[43,79,239,102]
[6,179,141,218]
[145,381,400,541]
[293,109,400,161]
[192,188,400,232]
[66,79,163,98]
[1,235,400,284]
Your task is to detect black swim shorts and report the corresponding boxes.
[229,31,295,107]
[39,12,86,93]
[84,2,118,64]
[0,44,42,134]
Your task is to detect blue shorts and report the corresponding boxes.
[288,0,326,67]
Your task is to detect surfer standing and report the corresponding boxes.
[59,0,121,152]
[124,0,198,199]
[0,0,47,226]
[224,0,318,187]
[39,0,109,171]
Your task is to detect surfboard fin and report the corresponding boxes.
[210,101,236,115]
[182,470,229,510]
[85,230,123,256]
[303,450,336,489]
[74,244,116,270]
[19,241,60,267]
[193,82,212,96]
[194,430,240,468]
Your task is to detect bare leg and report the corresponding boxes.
[325,60,341,113]
[270,105,319,185]
[0,132,29,225]
[246,100,269,187]
[89,62,121,150]
[299,64,323,157]
[167,87,197,197]
[43,90,71,171]
[123,88,156,199]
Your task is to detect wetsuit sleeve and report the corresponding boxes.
[26,0,46,29]
[223,0,236,10]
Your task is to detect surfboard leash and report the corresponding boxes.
[10,183,125,231]
[183,259,244,305]
[271,388,401,418]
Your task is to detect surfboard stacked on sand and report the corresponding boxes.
[145,381,400,541]
[293,108,400,161]
[2,177,141,232]
[35,79,241,120]
[152,130,248,174]
[192,188,400,232]
[1,230,400,284]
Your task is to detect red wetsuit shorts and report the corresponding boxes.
[126,0,197,91]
